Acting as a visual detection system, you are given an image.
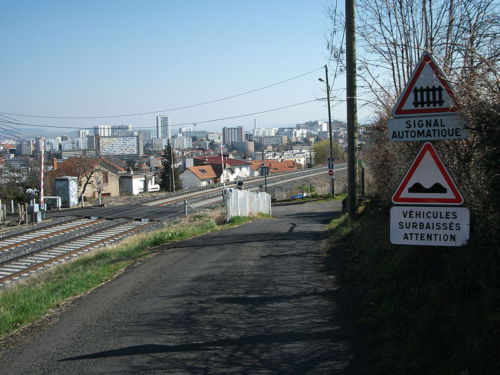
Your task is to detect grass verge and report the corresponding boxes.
[327,202,499,375]
[0,212,261,339]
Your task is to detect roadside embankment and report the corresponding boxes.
[0,211,256,340]
[327,202,499,375]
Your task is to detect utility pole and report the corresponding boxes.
[221,144,226,188]
[39,137,45,213]
[261,147,267,193]
[346,0,358,220]
[169,141,176,192]
[322,65,335,196]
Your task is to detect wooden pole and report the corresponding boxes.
[346,0,358,220]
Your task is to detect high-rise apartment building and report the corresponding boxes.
[15,140,33,156]
[86,135,96,150]
[111,124,132,136]
[253,128,278,137]
[98,135,144,157]
[156,116,170,139]
[178,126,193,134]
[222,126,244,145]
[172,135,193,150]
[94,125,112,137]
[78,129,89,138]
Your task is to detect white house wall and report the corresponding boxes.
[180,170,211,189]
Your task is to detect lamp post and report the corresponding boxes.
[319,65,335,197]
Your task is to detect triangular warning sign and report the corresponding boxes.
[393,52,459,116]
[392,142,463,205]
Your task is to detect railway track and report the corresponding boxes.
[143,165,346,207]
[0,218,105,253]
[0,219,153,288]
[0,165,345,288]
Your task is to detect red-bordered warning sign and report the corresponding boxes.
[393,52,459,116]
[392,142,463,205]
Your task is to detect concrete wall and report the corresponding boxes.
[225,189,271,221]
[180,170,214,189]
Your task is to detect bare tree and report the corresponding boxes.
[327,0,499,111]
[325,3,499,372]
[47,157,104,207]
[327,0,499,210]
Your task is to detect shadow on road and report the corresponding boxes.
[61,329,340,361]
[60,201,352,374]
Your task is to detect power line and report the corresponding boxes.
[0,114,21,123]
[0,67,324,120]
[0,121,24,135]
[0,98,325,131]
[172,99,324,127]
[0,125,25,141]
[0,116,26,140]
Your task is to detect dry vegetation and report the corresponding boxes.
[326,0,499,373]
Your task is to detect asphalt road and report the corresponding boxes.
[0,200,352,374]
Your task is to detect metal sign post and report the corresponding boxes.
[327,157,335,196]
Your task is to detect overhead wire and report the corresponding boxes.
[0,116,26,140]
[0,67,324,120]
[0,125,25,141]
[0,98,326,131]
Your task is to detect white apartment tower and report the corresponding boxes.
[94,125,112,137]
[156,115,170,140]
[222,126,244,145]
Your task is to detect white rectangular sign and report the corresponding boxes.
[390,206,470,246]
[388,115,468,141]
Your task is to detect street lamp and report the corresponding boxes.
[319,64,335,197]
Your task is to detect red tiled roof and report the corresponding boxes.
[194,156,250,166]
[102,158,126,172]
[186,165,217,180]
[50,157,124,179]
[251,160,297,174]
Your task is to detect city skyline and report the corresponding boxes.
[0,1,361,139]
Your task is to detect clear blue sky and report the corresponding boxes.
[0,0,350,136]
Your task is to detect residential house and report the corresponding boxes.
[193,156,252,180]
[180,165,218,189]
[120,172,160,196]
[49,157,125,201]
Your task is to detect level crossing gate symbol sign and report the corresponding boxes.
[393,52,459,116]
[392,142,463,205]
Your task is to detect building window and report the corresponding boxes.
[102,172,109,184]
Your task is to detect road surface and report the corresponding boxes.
[0,200,352,374]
